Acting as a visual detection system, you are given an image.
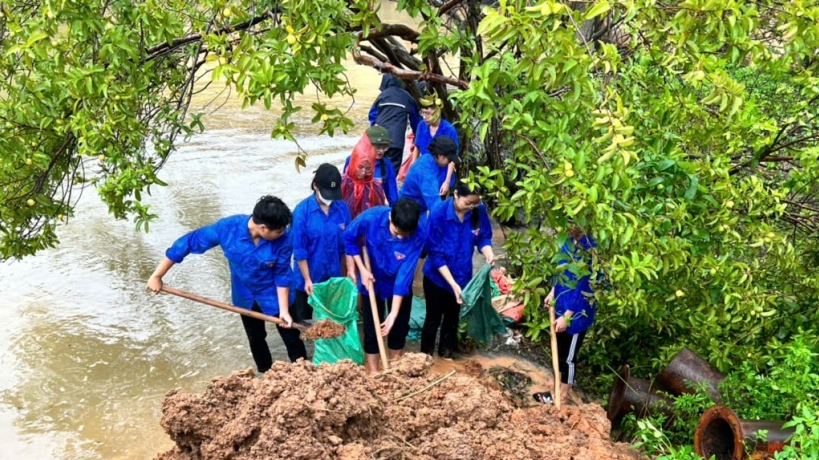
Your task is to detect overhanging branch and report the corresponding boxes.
[352,48,469,89]
[362,23,420,43]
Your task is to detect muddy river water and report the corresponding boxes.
[0,5,548,459]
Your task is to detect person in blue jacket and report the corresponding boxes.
[146,196,296,373]
[343,126,399,205]
[343,198,424,374]
[533,226,599,406]
[399,136,460,216]
[290,164,351,359]
[422,181,496,360]
[414,94,460,195]
[368,74,422,171]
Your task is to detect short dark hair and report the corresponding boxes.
[568,225,586,241]
[391,198,420,234]
[454,181,481,197]
[252,195,292,230]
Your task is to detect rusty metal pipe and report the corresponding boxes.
[657,347,726,402]
[694,405,795,460]
[607,365,675,422]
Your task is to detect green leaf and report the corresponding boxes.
[26,31,48,48]
[684,174,699,201]
[584,1,611,20]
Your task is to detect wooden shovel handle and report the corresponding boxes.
[549,302,562,409]
[160,285,307,332]
[362,246,390,371]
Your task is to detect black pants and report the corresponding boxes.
[421,276,461,358]
[385,146,404,172]
[240,293,312,372]
[556,329,587,385]
[361,293,412,354]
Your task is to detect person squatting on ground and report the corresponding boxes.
[290,164,351,357]
[343,199,425,374]
[368,74,421,171]
[413,91,460,196]
[146,196,296,373]
[344,126,399,205]
[421,181,496,360]
[399,136,461,217]
[534,226,599,406]
[342,131,388,219]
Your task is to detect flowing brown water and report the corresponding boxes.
[0,4,436,458]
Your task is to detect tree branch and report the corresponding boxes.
[143,12,274,62]
[352,47,469,89]
[439,0,465,16]
[360,45,388,63]
[362,23,420,43]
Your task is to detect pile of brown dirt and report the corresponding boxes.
[301,319,346,340]
[155,353,640,460]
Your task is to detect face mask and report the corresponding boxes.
[317,191,334,205]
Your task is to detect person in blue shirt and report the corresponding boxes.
[343,198,424,374]
[368,74,422,171]
[399,136,460,216]
[291,164,351,358]
[414,94,460,195]
[421,181,496,360]
[146,196,296,373]
[343,126,399,205]
[533,227,599,406]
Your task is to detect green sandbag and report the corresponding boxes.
[406,265,506,343]
[308,277,364,365]
[460,264,508,343]
[407,297,427,341]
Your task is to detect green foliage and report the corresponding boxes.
[456,0,819,381]
[624,338,819,458]
[0,0,386,258]
[722,336,819,420]
[775,405,819,460]
[632,419,711,460]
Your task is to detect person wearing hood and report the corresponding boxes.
[368,74,422,171]
[342,132,388,219]
[343,126,399,205]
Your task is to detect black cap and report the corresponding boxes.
[314,163,342,200]
[428,136,460,165]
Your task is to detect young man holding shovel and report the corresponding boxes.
[343,198,424,374]
[146,195,296,373]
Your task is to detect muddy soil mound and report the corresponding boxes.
[302,319,346,340]
[155,354,638,460]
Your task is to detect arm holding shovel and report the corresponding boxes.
[146,221,222,293]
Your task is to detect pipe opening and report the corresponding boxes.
[701,417,737,460]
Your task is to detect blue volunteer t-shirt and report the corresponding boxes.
[291,195,351,292]
[343,206,425,299]
[423,198,493,293]
[165,215,294,316]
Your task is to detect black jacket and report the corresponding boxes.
[368,75,421,150]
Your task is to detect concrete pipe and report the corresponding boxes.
[656,347,726,402]
[694,405,794,460]
[607,364,675,422]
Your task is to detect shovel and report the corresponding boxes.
[362,245,390,371]
[160,285,314,333]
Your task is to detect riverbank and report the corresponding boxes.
[153,353,637,460]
